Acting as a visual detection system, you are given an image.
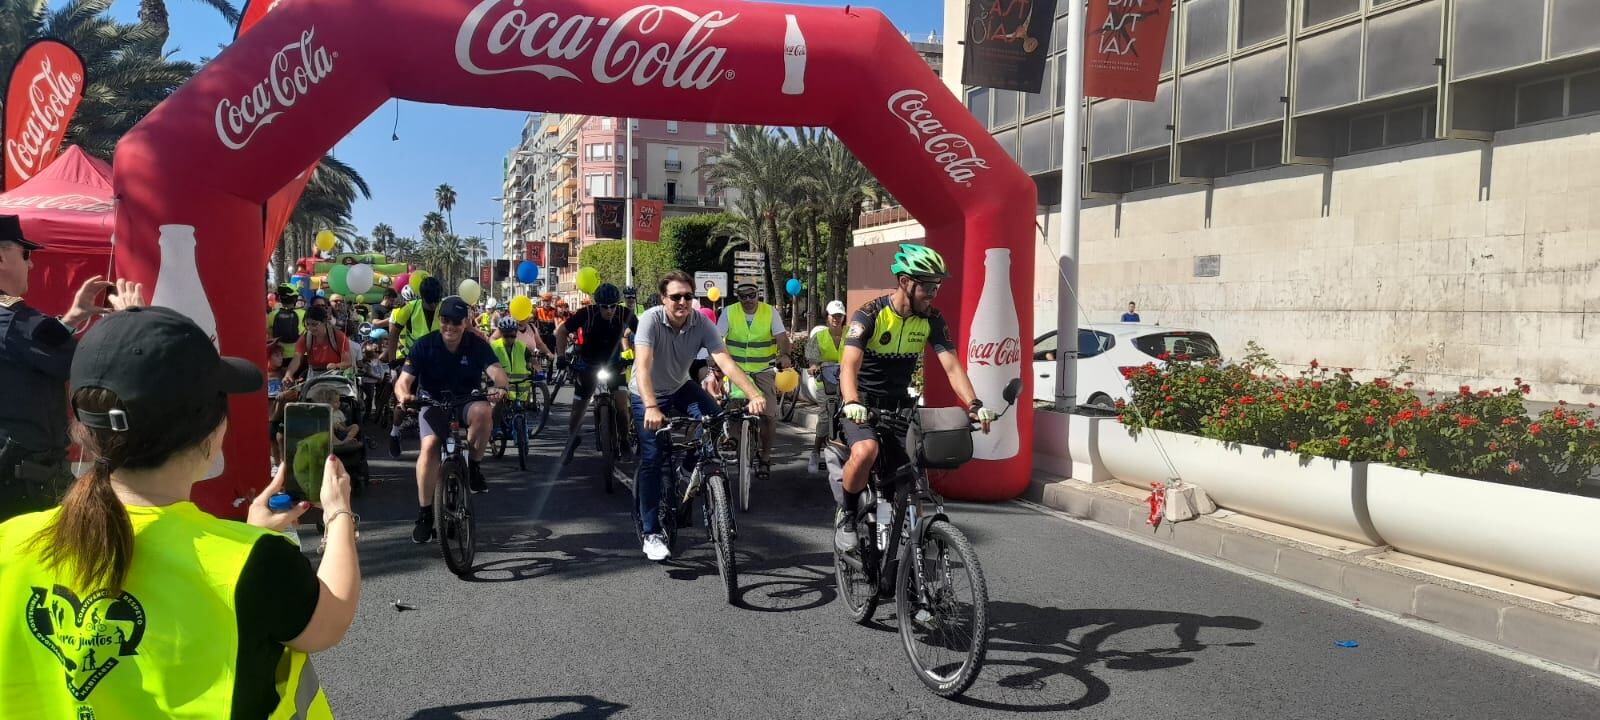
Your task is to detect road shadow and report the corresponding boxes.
[407,694,626,719]
[462,526,645,583]
[956,602,1263,713]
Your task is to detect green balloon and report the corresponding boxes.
[328,264,351,295]
[577,267,600,294]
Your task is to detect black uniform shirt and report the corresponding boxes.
[0,295,74,452]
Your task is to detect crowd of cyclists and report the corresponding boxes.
[262,244,1000,561]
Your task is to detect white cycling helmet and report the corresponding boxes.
[400,285,416,302]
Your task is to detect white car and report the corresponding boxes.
[1031,324,1221,408]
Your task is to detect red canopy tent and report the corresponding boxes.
[0,146,115,315]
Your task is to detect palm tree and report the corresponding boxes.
[2,0,197,163]
[420,233,468,288]
[797,131,876,309]
[371,223,396,256]
[435,183,458,235]
[390,236,420,266]
[421,211,447,241]
[138,0,240,47]
[463,235,488,276]
[702,126,802,298]
[272,155,371,283]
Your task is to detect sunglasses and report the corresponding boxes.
[597,303,619,310]
[665,292,695,303]
[915,280,942,296]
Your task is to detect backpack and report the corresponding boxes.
[271,309,301,344]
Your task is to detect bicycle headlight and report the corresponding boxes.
[597,368,614,383]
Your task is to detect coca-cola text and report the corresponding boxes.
[455,2,738,90]
[0,193,113,213]
[887,89,991,187]
[5,55,83,184]
[968,337,1021,367]
[215,28,336,150]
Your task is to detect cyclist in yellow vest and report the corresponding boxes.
[804,299,849,474]
[834,245,998,554]
[382,276,445,458]
[0,307,361,720]
[491,315,550,401]
[267,284,306,373]
[716,283,794,481]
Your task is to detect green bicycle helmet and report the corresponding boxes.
[889,243,948,281]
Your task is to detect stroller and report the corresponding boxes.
[303,370,372,495]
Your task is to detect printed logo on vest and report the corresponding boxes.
[26,585,147,701]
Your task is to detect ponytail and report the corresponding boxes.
[32,457,134,593]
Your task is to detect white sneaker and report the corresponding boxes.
[808,452,822,475]
[642,533,671,561]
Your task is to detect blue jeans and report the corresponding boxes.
[631,381,719,535]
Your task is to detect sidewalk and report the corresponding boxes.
[1026,471,1600,678]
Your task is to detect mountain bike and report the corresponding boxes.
[407,391,488,578]
[832,378,1022,697]
[717,393,756,513]
[636,412,747,603]
[492,374,554,471]
[590,362,632,493]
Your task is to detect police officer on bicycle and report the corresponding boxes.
[834,245,997,553]
[0,215,143,522]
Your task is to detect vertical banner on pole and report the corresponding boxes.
[1082,0,1173,101]
[594,197,625,239]
[633,199,664,242]
[959,0,1057,93]
[3,40,86,191]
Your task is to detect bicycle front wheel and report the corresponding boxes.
[707,475,738,604]
[514,413,529,471]
[436,460,477,578]
[737,418,754,512]
[596,403,616,494]
[532,380,555,438]
[896,519,988,698]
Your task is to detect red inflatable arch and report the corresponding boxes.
[112,0,1036,516]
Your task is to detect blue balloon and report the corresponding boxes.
[516,261,540,284]
[785,278,802,297]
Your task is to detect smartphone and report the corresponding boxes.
[282,403,332,506]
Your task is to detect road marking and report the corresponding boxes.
[1012,498,1600,689]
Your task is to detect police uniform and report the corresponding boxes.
[0,222,74,522]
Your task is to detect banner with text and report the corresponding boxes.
[594,197,625,240]
[633,199,664,242]
[237,0,321,263]
[1083,0,1173,102]
[524,242,543,265]
[4,40,85,191]
[960,0,1057,94]
[550,242,570,269]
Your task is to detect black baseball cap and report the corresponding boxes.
[0,215,41,250]
[438,295,471,322]
[70,307,262,432]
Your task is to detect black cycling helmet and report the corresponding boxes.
[645,293,662,308]
[622,285,638,300]
[594,283,622,306]
[419,275,444,304]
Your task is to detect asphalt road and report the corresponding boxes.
[309,391,1600,719]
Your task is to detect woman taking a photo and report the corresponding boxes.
[0,306,361,719]
[285,305,355,382]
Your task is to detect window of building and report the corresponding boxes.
[1302,0,1358,27]
[632,145,640,160]
[967,88,991,125]
[1236,0,1286,48]
[992,89,1019,128]
[631,177,640,197]
[585,174,610,197]
[666,121,680,134]
[585,212,594,235]
[1347,103,1435,153]
[1183,0,1230,67]
[1516,70,1600,125]
[665,147,682,171]
[1025,58,1053,117]
[630,118,640,130]
[706,122,719,135]
[1224,134,1282,174]
[601,118,614,130]
[1129,154,1171,190]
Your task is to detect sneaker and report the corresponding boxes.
[807,452,822,475]
[834,509,859,555]
[469,462,488,493]
[388,434,403,458]
[411,507,435,544]
[642,533,671,561]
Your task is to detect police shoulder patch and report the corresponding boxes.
[0,295,21,308]
[847,322,865,340]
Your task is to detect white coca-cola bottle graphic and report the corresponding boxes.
[782,14,807,95]
[966,248,1021,460]
[149,224,225,478]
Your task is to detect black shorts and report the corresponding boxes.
[689,358,709,381]
[839,416,910,471]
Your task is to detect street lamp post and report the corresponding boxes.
[477,219,501,301]
[516,149,577,295]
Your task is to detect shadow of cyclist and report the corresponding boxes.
[407,694,626,719]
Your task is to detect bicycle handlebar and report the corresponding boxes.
[403,391,491,410]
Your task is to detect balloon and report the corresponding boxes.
[315,230,337,253]
[509,295,533,322]
[393,272,410,292]
[786,278,802,297]
[458,279,483,305]
[775,368,800,394]
[346,264,375,294]
[328,265,351,295]
[516,260,540,284]
[576,267,600,294]
[707,287,721,302]
[368,328,388,341]
[409,270,430,293]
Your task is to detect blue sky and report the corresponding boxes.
[99,0,943,261]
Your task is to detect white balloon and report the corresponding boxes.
[458,279,483,305]
[346,264,375,294]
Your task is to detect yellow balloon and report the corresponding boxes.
[509,295,533,322]
[409,270,430,293]
[707,287,721,303]
[775,368,800,394]
[315,230,337,253]
[576,267,600,294]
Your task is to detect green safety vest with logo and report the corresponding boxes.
[491,338,532,400]
[392,299,440,358]
[0,504,333,720]
[724,303,778,374]
[864,304,932,359]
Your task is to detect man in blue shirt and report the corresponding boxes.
[1121,302,1141,323]
[394,296,509,543]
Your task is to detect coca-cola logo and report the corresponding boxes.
[968,337,1021,367]
[455,1,739,90]
[0,193,112,213]
[214,28,336,150]
[887,89,991,187]
[5,56,82,184]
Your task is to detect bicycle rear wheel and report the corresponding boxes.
[833,506,879,624]
[706,475,738,604]
[596,402,616,494]
[737,418,754,512]
[896,519,988,698]
[436,459,477,577]
[491,418,508,459]
[780,390,797,423]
